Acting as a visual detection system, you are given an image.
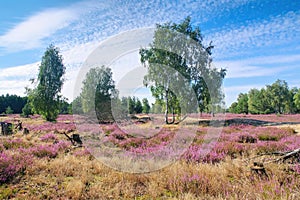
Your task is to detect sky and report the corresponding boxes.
[0,0,299,107]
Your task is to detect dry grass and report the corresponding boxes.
[0,114,300,199]
[276,124,300,135]
[0,152,297,199]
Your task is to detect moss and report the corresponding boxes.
[0,186,17,199]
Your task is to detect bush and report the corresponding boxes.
[0,152,32,183]
[5,106,13,114]
[21,103,33,117]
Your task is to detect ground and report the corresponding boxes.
[0,113,299,199]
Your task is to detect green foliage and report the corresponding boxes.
[128,96,135,114]
[294,89,300,111]
[248,88,273,114]
[266,79,290,114]
[5,106,13,114]
[135,98,143,114]
[142,98,150,114]
[229,102,238,114]
[120,96,146,114]
[21,102,33,117]
[140,16,225,123]
[151,99,164,114]
[80,66,117,123]
[59,98,71,114]
[28,45,66,121]
[0,94,27,114]
[231,79,300,114]
[231,93,249,114]
[71,96,83,114]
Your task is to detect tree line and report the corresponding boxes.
[1,16,226,123]
[0,94,27,114]
[229,79,300,114]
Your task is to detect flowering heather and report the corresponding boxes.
[182,123,300,163]
[225,113,300,123]
[28,144,58,158]
[40,133,58,141]
[27,121,75,132]
[1,138,29,149]
[0,151,33,183]
[56,114,74,122]
[20,140,71,159]
[292,164,300,174]
[73,148,91,157]
[54,140,71,150]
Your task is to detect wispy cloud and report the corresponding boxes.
[0,62,39,96]
[0,80,30,96]
[210,11,300,58]
[224,54,300,65]
[0,8,78,52]
[1,0,299,106]
[0,62,39,79]
[214,52,300,79]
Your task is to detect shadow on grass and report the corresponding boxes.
[197,118,300,127]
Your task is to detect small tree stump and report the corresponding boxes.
[238,135,257,143]
[63,132,83,146]
[72,134,83,146]
[1,122,13,135]
[23,128,29,135]
[251,162,268,178]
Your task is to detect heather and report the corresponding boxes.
[0,114,299,199]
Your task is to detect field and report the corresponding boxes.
[0,114,300,199]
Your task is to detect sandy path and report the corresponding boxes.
[275,124,300,135]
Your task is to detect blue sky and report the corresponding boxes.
[0,0,299,107]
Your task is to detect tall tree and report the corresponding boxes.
[236,93,248,114]
[28,45,66,121]
[128,96,135,114]
[135,98,143,114]
[229,102,238,113]
[248,88,272,114]
[140,16,225,123]
[142,98,150,114]
[80,66,117,122]
[294,89,300,111]
[71,96,83,114]
[266,79,290,114]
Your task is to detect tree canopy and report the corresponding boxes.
[0,94,27,114]
[28,45,66,121]
[140,16,226,123]
[229,79,300,114]
[80,66,117,123]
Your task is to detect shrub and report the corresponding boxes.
[40,133,58,142]
[0,152,33,183]
[258,134,279,141]
[29,145,58,158]
[1,138,29,150]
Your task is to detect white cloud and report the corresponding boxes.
[0,62,39,96]
[0,62,39,79]
[210,11,300,57]
[1,0,299,106]
[214,53,300,79]
[215,61,291,79]
[222,54,300,66]
[0,8,78,52]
